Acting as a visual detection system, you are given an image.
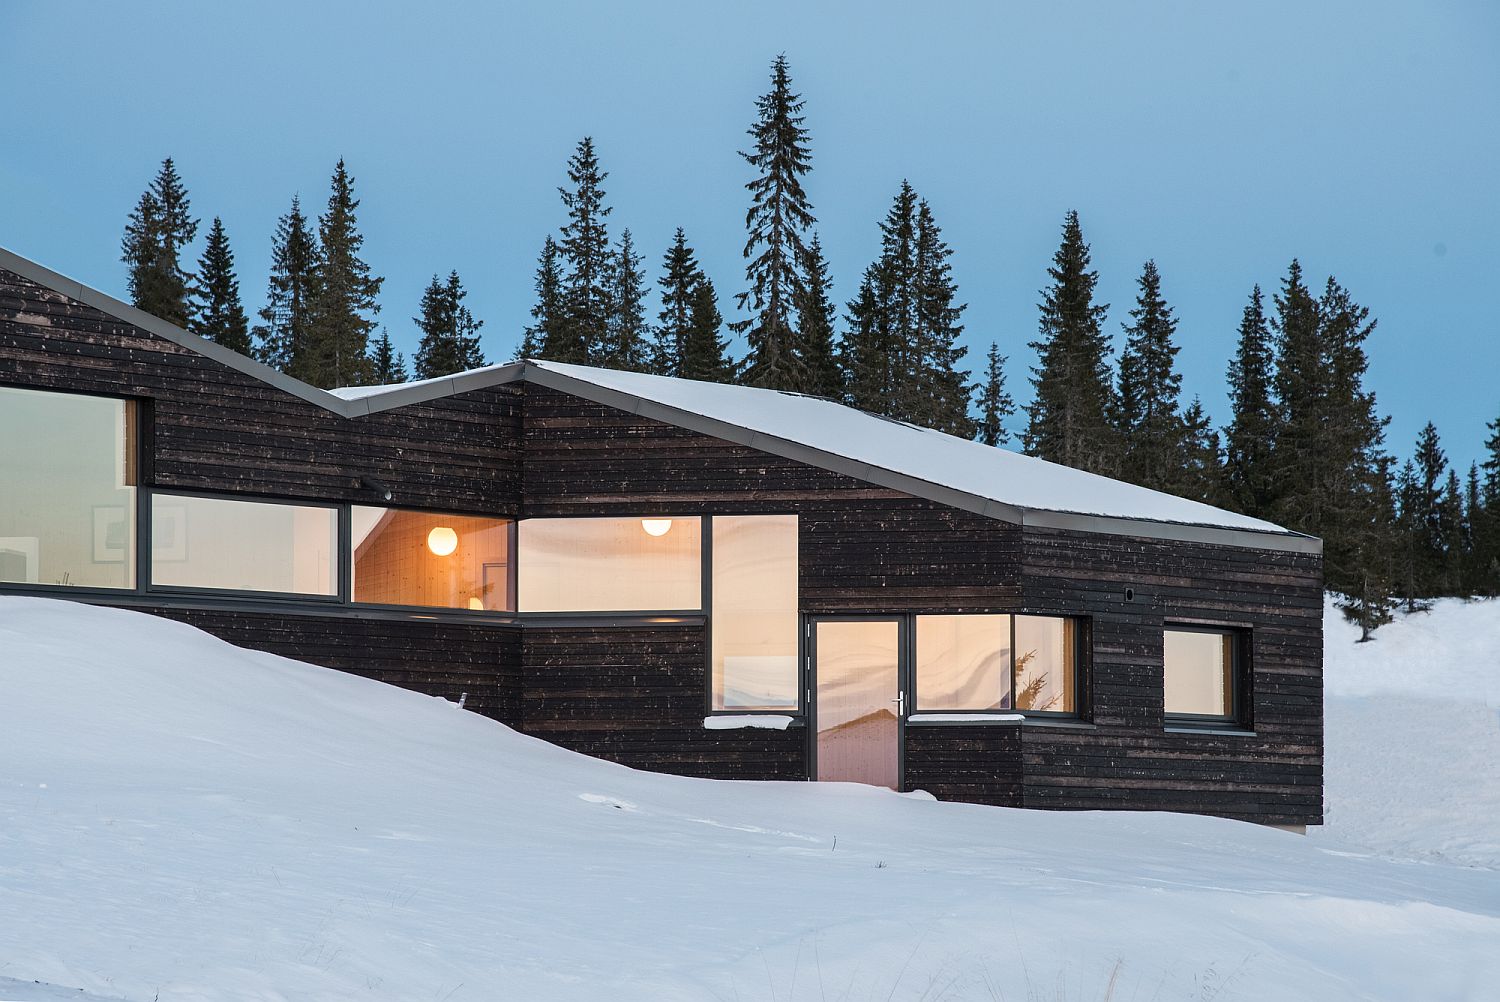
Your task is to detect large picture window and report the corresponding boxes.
[711,515,798,711]
[352,507,513,611]
[1164,627,1238,721]
[149,495,337,596]
[0,386,137,590]
[517,516,702,613]
[915,614,1078,714]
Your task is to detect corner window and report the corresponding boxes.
[517,516,702,613]
[711,515,798,711]
[915,614,1078,714]
[353,507,513,612]
[0,386,137,589]
[149,494,337,596]
[1164,627,1238,721]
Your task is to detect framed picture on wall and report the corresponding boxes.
[0,537,40,583]
[152,503,189,563]
[92,505,129,563]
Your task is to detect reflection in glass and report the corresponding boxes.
[815,620,901,789]
[915,614,1012,710]
[353,507,513,611]
[149,496,337,595]
[0,387,136,589]
[1014,615,1076,713]
[712,515,799,710]
[1164,629,1234,718]
[518,516,701,612]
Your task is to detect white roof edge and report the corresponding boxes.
[1,246,1321,554]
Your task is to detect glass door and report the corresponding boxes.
[810,618,904,790]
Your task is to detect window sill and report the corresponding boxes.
[703,714,798,731]
[1165,724,1257,737]
[906,713,1024,726]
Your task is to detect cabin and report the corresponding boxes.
[0,246,1324,830]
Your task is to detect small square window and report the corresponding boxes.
[1164,627,1239,722]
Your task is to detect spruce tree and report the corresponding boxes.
[1393,459,1427,613]
[976,343,1016,447]
[1179,398,1224,505]
[1463,463,1484,593]
[1223,285,1279,518]
[913,199,974,437]
[600,229,648,371]
[191,217,250,354]
[308,160,383,388]
[521,236,564,360]
[1410,421,1448,594]
[413,271,485,379]
[679,277,736,383]
[1339,455,1398,641]
[1113,260,1185,492]
[794,232,842,399]
[843,183,916,416]
[252,195,320,379]
[734,54,815,390]
[370,328,409,383]
[121,157,198,326]
[1023,211,1117,475]
[1438,467,1467,595]
[652,228,701,376]
[555,137,612,364]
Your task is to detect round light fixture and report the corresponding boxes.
[427,526,459,556]
[640,518,673,537]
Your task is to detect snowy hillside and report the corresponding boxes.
[2,598,1498,1002]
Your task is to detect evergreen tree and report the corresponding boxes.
[1410,421,1449,594]
[554,137,612,364]
[370,328,409,383]
[121,157,198,326]
[653,228,702,376]
[843,182,915,415]
[1222,285,1280,518]
[520,236,564,360]
[1462,463,1484,593]
[307,159,383,388]
[976,343,1016,447]
[1179,397,1224,505]
[793,233,842,399]
[1271,267,1388,595]
[1113,260,1185,491]
[1438,467,1467,595]
[252,195,320,379]
[600,229,648,371]
[734,54,815,390]
[413,271,485,379]
[1023,211,1117,474]
[1339,456,1398,641]
[191,217,250,354]
[913,199,974,437]
[1392,459,1428,613]
[679,276,736,382]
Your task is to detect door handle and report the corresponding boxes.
[891,692,905,716]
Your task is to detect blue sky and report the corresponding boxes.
[3,1,1497,465]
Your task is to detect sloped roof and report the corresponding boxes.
[1,245,1318,553]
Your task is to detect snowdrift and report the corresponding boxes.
[2,597,1498,1002]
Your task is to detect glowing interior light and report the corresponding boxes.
[640,518,674,537]
[467,597,484,611]
[427,526,459,556]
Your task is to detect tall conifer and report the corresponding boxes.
[794,233,842,399]
[252,195,320,379]
[555,137,612,363]
[121,157,198,326]
[913,200,974,437]
[413,271,485,379]
[370,328,409,383]
[1113,260,1184,491]
[1023,211,1117,474]
[653,228,702,376]
[843,183,916,415]
[679,277,736,383]
[734,54,815,390]
[1223,285,1279,517]
[976,343,1016,447]
[308,160,383,388]
[601,229,648,371]
[1179,398,1224,504]
[191,217,250,354]
[522,236,564,360]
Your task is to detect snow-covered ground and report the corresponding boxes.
[1,597,1497,1002]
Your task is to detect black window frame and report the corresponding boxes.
[514,513,708,618]
[1162,623,1246,728]
[347,503,519,616]
[909,612,1087,720]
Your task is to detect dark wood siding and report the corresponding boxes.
[1,269,522,513]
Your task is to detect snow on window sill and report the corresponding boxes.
[1165,724,1258,737]
[905,713,1025,725]
[704,714,796,730]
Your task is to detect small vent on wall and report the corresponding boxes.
[1124,587,1136,603]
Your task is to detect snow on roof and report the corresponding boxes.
[528,361,1293,535]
